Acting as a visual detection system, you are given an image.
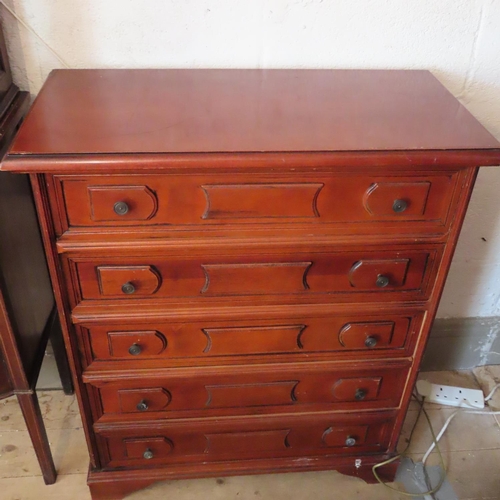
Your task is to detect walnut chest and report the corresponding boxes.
[3,69,500,500]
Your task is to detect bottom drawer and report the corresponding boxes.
[95,411,396,469]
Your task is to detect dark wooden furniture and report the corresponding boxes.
[3,69,500,499]
[0,26,73,485]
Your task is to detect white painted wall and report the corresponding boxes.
[2,0,500,318]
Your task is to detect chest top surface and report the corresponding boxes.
[6,69,500,158]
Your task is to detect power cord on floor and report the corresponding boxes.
[372,382,500,497]
[422,382,500,463]
[372,393,447,497]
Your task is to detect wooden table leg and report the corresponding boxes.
[16,391,57,485]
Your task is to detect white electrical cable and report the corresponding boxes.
[422,383,500,464]
[485,382,500,401]
[0,0,70,68]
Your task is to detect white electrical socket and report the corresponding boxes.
[416,379,485,409]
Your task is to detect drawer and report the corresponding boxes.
[78,311,424,368]
[49,171,460,235]
[94,411,396,469]
[66,245,441,306]
[85,361,410,420]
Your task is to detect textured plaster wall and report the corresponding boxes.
[1,0,500,318]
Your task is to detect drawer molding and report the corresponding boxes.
[200,261,313,295]
[94,411,396,469]
[97,265,162,296]
[363,181,431,217]
[69,246,439,304]
[321,425,369,448]
[124,437,173,459]
[79,312,422,368]
[88,361,410,420]
[348,259,410,289]
[50,170,461,236]
[338,321,395,348]
[204,381,299,408]
[200,183,324,220]
[204,429,292,455]
[12,68,492,500]
[331,377,382,401]
[201,325,306,354]
[107,330,168,357]
[118,388,172,413]
[88,185,158,222]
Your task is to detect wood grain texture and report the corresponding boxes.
[0,152,54,383]
[201,182,324,219]
[94,411,396,469]
[86,454,399,500]
[78,310,423,369]
[16,393,57,484]
[66,245,440,307]
[6,69,500,155]
[52,171,459,235]
[5,151,500,175]
[87,185,158,222]
[0,54,66,485]
[29,173,102,471]
[1,69,495,500]
[86,360,410,421]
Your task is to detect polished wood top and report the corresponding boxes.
[7,69,500,156]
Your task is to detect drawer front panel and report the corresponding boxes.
[96,412,395,468]
[52,171,459,234]
[82,312,423,366]
[69,247,440,304]
[89,362,410,419]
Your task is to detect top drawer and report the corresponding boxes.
[48,170,460,236]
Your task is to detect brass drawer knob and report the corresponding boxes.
[136,400,149,411]
[376,274,390,288]
[128,344,142,356]
[143,448,154,460]
[345,436,356,447]
[113,201,129,215]
[355,389,367,401]
[121,282,136,294]
[364,336,377,348]
[392,199,408,213]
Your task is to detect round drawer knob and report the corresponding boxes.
[143,448,154,460]
[376,274,390,288]
[345,436,357,447]
[392,199,408,213]
[121,282,136,294]
[128,344,142,356]
[355,388,367,401]
[136,400,149,412]
[113,201,129,216]
[364,336,378,348]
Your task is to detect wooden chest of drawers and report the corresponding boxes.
[3,69,500,499]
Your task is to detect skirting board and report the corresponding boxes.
[422,316,500,370]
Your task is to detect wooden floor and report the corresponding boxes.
[0,369,499,500]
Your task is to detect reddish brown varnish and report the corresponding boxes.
[0,25,73,487]
[2,69,500,500]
